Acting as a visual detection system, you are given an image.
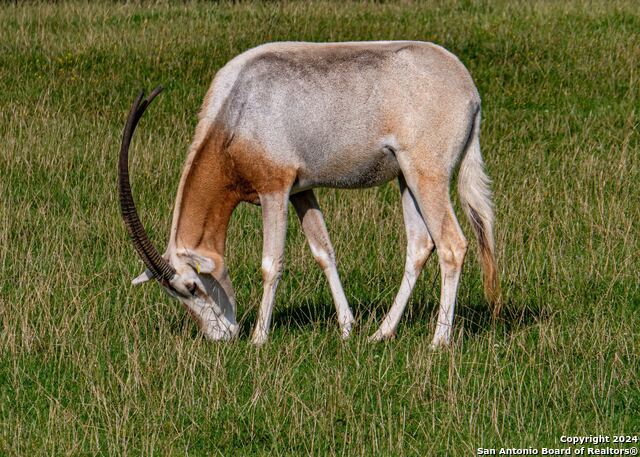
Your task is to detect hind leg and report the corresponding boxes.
[395,153,468,348]
[370,176,434,341]
[291,190,355,338]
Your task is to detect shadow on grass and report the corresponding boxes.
[273,291,548,340]
[246,300,337,338]
[456,297,550,339]
[402,286,550,337]
[163,289,549,342]
[162,299,338,340]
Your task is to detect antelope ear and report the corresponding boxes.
[176,249,216,274]
[132,268,154,285]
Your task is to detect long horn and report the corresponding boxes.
[118,86,176,283]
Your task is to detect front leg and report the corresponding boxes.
[251,191,290,345]
[290,190,355,339]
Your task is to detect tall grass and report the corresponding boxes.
[1,1,638,454]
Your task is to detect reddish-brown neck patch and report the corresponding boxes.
[226,135,297,195]
[174,124,298,263]
[174,128,243,261]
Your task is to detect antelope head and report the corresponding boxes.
[118,87,239,340]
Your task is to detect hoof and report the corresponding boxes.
[340,321,354,340]
[429,336,451,350]
[251,333,268,346]
[368,329,395,342]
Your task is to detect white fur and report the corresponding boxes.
[157,41,496,346]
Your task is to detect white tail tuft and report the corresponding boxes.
[457,109,501,314]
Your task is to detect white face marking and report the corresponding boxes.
[162,251,238,341]
[177,291,239,341]
[175,248,216,274]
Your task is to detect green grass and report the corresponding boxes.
[1,1,638,455]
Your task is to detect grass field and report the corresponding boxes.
[1,1,638,455]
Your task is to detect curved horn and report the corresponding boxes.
[118,86,176,283]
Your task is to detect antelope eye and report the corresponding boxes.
[186,282,197,296]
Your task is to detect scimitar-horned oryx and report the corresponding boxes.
[119,41,500,348]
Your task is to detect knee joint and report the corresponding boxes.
[411,238,435,269]
[261,257,282,283]
[440,240,467,267]
[309,243,335,270]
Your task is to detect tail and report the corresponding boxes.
[457,108,502,316]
